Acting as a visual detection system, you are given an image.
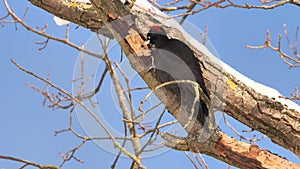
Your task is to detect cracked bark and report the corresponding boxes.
[27,0,300,168]
[161,131,300,169]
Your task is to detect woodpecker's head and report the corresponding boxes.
[147,26,169,48]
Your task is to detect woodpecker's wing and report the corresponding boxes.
[150,38,210,125]
[162,39,209,97]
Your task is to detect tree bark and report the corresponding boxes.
[27,0,300,168]
[161,131,300,169]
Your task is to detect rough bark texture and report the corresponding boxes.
[161,131,300,169]
[205,60,300,157]
[27,0,300,168]
[214,132,300,169]
[28,0,113,36]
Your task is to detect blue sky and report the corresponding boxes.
[1,1,300,169]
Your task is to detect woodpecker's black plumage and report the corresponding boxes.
[147,26,210,126]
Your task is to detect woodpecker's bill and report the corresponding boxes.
[146,26,211,126]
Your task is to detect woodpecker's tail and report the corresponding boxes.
[197,100,209,126]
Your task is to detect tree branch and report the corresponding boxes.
[0,155,60,169]
[28,0,106,32]
[6,0,300,168]
[160,131,300,169]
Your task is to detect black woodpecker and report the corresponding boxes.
[146,26,210,126]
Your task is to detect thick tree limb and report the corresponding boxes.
[22,0,300,167]
[204,56,300,158]
[161,131,300,169]
[28,0,113,36]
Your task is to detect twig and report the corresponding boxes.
[97,35,144,168]
[139,120,177,138]
[184,151,199,169]
[191,151,205,169]
[59,139,86,167]
[2,0,103,59]
[35,38,49,51]
[148,0,300,20]
[26,79,73,110]
[139,80,212,129]
[222,112,267,143]
[76,66,108,100]
[0,155,60,169]
[111,123,128,169]
[137,107,167,155]
[135,101,163,121]
[114,61,137,130]
[279,87,300,101]
[195,147,209,169]
[247,25,300,67]
[10,59,142,167]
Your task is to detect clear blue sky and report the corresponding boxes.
[1,1,300,169]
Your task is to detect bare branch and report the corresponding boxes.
[10,59,143,168]
[139,79,212,129]
[161,131,300,169]
[111,123,128,169]
[98,36,144,168]
[192,149,208,169]
[26,76,73,110]
[149,0,300,20]
[247,25,300,67]
[184,151,199,169]
[138,107,167,156]
[280,87,300,101]
[1,0,103,59]
[222,112,267,144]
[59,139,86,167]
[0,155,60,169]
